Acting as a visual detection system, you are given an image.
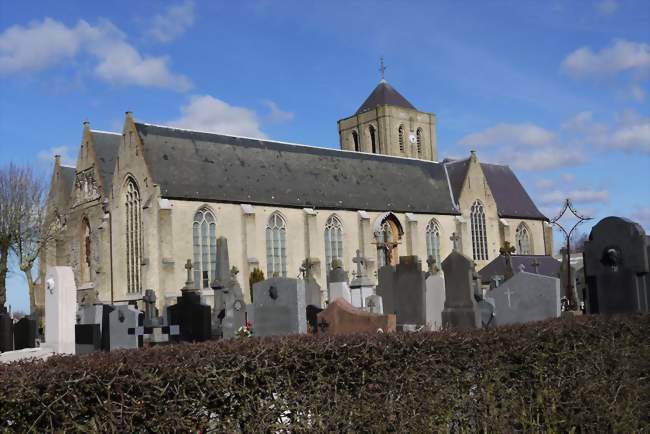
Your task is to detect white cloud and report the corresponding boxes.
[540,189,609,206]
[0,18,191,90]
[262,100,294,122]
[595,0,619,15]
[561,173,576,182]
[568,109,650,154]
[608,122,650,152]
[148,0,195,43]
[561,39,650,78]
[37,145,76,167]
[169,95,266,138]
[536,178,554,190]
[459,123,555,148]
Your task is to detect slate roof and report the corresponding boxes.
[135,123,459,214]
[91,131,121,194]
[478,255,561,283]
[444,158,547,220]
[356,80,416,114]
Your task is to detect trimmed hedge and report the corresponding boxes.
[1,314,648,433]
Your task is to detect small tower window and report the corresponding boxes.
[416,128,423,157]
[352,131,359,152]
[369,125,377,153]
[398,125,405,152]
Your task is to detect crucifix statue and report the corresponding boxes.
[352,249,367,278]
[426,255,439,275]
[499,241,516,280]
[530,258,541,274]
[450,232,460,252]
[183,259,194,290]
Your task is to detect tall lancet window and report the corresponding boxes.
[416,128,423,157]
[470,199,488,261]
[425,219,441,267]
[80,217,91,283]
[125,177,142,293]
[266,212,287,278]
[193,208,217,288]
[398,125,405,152]
[324,215,344,272]
[515,223,531,255]
[369,125,377,153]
[352,131,359,152]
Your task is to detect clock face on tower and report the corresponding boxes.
[408,133,417,144]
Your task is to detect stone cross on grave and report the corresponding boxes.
[500,242,516,279]
[352,249,367,278]
[518,263,526,273]
[299,258,316,280]
[426,255,439,274]
[143,289,157,322]
[530,259,541,274]
[183,259,194,290]
[505,287,515,308]
[450,232,461,252]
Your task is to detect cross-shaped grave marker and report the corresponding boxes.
[426,255,438,274]
[450,232,460,251]
[530,259,541,274]
[183,259,194,290]
[352,249,366,278]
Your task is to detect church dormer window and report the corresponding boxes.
[352,131,359,152]
[266,212,287,278]
[398,125,405,152]
[369,125,377,153]
[470,199,488,261]
[416,128,423,157]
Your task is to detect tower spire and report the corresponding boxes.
[379,56,386,81]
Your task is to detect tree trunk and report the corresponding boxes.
[0,241,9,309]
[23,268,36,315]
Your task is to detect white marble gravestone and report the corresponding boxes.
[424,273,446,330]
[488,271,560,326]
[329,281,352,305]
[108,305,142,351]
[44,266,77,354]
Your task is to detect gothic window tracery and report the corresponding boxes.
[470,199,488,261]
[125,177,142,293]
[193,208,217,288]
[416,128,423,157]
[376,214,402,267]
[266,212,287,278]
[515,223,531,255]
[80,217,91,282]
[324,215,343,272]
[398,125,405,152]
[425,219,441,266]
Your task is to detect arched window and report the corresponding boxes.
[376,214,402,267]
[266,212,287,278]
[193,208,217,288]
[416,128,423,157]
[352,131,359,152]
[398,125,405,152]
[515,223,531,255]
[470,200,488,261]
[369,125,377,153]
[324,215,344,272]
[425,219,441,267]
[125,177,142,293]
[80,217,91,283]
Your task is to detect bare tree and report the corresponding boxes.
[0,164,60,313]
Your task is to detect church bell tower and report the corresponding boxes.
[337,62,437,161]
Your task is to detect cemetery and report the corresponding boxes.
[0,216,649,431]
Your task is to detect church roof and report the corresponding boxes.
[91,131,121,194]
[356,80,417,114]
[135,123,459,214]
[478,255,561,283]
[444,158,547,220]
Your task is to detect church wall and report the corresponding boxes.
[501,218,548,256]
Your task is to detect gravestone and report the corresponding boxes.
[252,278,307,337]
[75,324,101,355]
[0,307,12,352]
[441,251,481,329]
[377,265,397,315]
[305,279,322,309]
[350,250,375,309]
[487,271,561,326]
[168,260,212,342]
[13,317,37,350]
[109,305,143,351]
[328,259,348,283]
[424,272,446,330]
[211,237,231,338]
[306,305,324,333]
[393,256,426,326]
[143,289,160,327]
[44,266,77,354]
[328,262,351,304]
[583,216,650,314]
[77,304,114,352]
[221,268,248,339]
[317,298,396,335]
[365,294,383,315]
[478,299,495,328]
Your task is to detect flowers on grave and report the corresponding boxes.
[236,321,253,338]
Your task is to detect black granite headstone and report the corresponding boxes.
[0,308,13,352]
[13,317,37,350]
[583,216,650,314]
[306,305,323,333]
[168,290,212,342]
[75,323,101,355]
[376,265,397,315]
[394,256,427,326]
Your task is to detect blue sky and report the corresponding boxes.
[1,0,649,312]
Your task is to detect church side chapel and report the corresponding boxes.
[38,77,553,311]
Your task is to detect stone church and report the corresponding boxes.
[38,79,553,310]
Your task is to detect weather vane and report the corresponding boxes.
[379,57,386,80]
[550,198,592,311]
